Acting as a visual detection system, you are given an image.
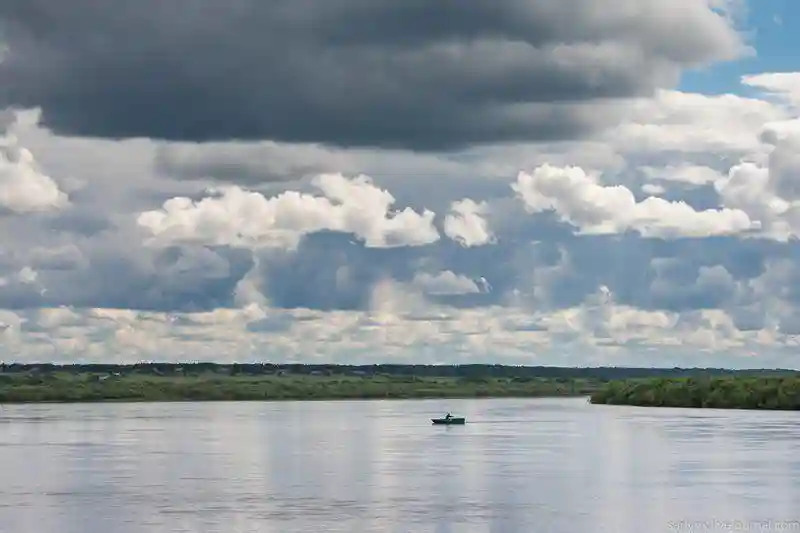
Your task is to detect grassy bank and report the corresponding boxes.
[589,376,800,410]
[0,371,603,404]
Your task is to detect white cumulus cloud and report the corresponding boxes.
[137,173,440,249]
[0,127,68,213]
[512,164,756,238]
[444,199,494,247]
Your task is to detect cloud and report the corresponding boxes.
[1,295,792,367]
[0,232,256,312]
[742,72,800,109]
[411,271,486,296]
[605,89,784,158]
[0,0,745,150]
[511,164,756,238]
[712,123,800,241]
[640,164,724,186]
[0,117,68,213]
[443,199,494,247]
[649,262,739,311]
[143,87,788,199]
[154,142,341,184]
[153,141,477,186]
[137,173,440,249]
[6,36,800,369]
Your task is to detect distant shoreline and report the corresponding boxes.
[0,392,595,405]
[1,363,796,405]
[590,376,800,410]
[0,373,599,404]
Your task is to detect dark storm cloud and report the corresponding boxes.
[0,0,742,150]
[153,144,323,184]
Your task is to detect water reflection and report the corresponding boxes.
[0,398,799,532]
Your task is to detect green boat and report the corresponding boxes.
[431,413,465,425]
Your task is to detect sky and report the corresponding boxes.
[1,0,800,368]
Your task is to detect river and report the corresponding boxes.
[1,397,798,532]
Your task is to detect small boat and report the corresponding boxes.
[431,415,466,425]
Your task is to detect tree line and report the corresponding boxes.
[590,376,800,410]
[1,362,796,380]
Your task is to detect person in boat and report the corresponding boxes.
[445,412,452,420]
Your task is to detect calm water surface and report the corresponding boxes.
[1,397,799,533]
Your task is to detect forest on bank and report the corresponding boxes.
[0,363,797,405]
[590,376,800,410]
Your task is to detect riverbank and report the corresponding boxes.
[2,364,796,405]
[589,376,800,410]
[0,372,602,403]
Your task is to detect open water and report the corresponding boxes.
[1,397,799,533]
